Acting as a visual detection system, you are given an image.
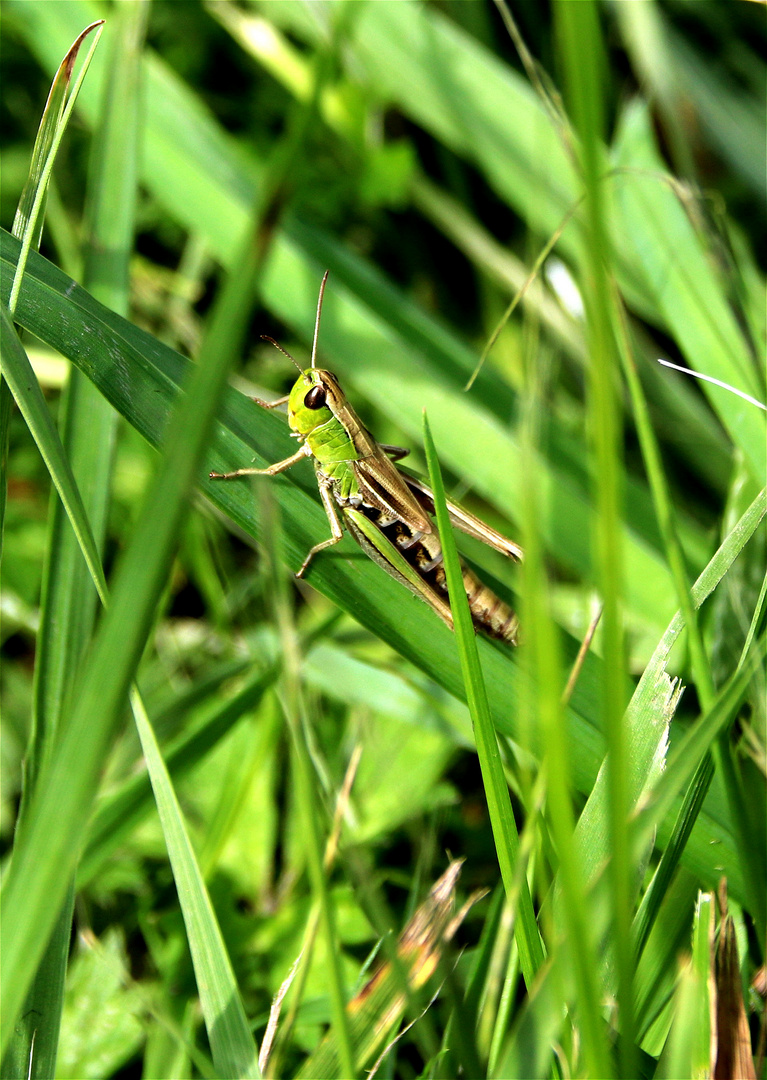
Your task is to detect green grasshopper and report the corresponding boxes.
[211,273,521,644]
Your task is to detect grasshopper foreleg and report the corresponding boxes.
[209,444,310,481]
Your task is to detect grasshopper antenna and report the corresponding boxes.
[260,335,302,373]
[311,270,329,369]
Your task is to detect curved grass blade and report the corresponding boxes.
[0,305,107,603]
[3,13,139,1078]
[130,688,260,1078]
[9,19,104,312]
[422,412,544,989]
[0,213,263,1055]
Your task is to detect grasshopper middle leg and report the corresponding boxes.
[295,478,345,578]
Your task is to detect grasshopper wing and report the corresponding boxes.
[352,449,433,535]
[344,507,454,630]
[399,470,523,561]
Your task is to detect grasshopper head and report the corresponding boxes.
[287,369,338,434]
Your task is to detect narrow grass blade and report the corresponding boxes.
[9,19,104,313]
[575,485,766,936]
[1,18,102,555]
[0,212,262,1053]
[0,306,107,603]
[654,889,715,1079]
[78,664,278,887]
[631,638,764,935]
[129,689,260,1078]
[558,2,635,1071]
[421,411,544,988]
[2,16,136,1076]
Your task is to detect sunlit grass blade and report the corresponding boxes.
[0,207,264,1053]
[638,638,762,841]
[8,19,104,312]
[78,663,279,887]
[0,306,107,603]
[3,12,144,1076]
[129,688,260,1078]
[422,411,544,990]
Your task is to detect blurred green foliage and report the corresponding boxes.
[1,2,764,1077]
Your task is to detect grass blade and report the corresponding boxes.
[0,207,263,1054]
[558,4,635,1070]
[422,411,544,989]
[3,11,143,1076]
[0,306,107,603]
[8,19,104,313]
[129,688,260,1078]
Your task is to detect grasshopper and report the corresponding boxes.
[211,273,521,644]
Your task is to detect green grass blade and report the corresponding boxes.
[422,411,544,988]
[2,16,136,1076]
[2,17,103,555]
[8,0,145,769]
[0,212,262,1054]
[129,688,260,1078]
[631,638,764,953]
[9,19,104,313]
[654,891,714,1079]
[642,642,762,840]
[558,3,634,1070]
[575,485,766,960]
[78,664,278,887]
[0,306,107,603]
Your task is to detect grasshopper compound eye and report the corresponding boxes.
[304,385,327,410]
